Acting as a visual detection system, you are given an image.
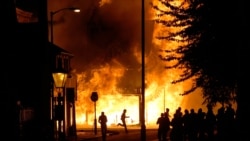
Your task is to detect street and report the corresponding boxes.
[77,126,159,141]
[105,128,158,141]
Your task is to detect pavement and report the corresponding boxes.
[69,125,158,141]
[74,129,119,141]
[68,127,128,141]
[65,129,101,141]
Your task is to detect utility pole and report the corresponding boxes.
[140,0,146,141]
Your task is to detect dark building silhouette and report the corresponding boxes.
[2,0,78,140]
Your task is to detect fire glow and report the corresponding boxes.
[72,0,206,129]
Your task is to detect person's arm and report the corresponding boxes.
[156,118,159,124]
[98,116,101,123]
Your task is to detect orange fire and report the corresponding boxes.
[74,0,207,129]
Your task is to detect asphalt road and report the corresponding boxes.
[77,127,159,141]
[103,128,158,141]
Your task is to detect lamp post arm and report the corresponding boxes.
[50,7,80,43]
[51,7,77,16]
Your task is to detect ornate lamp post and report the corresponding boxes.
[50,7,79,141]
[52,68,68,141]
[52,70,68,88]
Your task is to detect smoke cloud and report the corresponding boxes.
[49,0,144,72]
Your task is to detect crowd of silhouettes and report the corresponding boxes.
[157,104,236,141]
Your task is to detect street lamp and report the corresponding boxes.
[52,68,68,141]
[50,7,79,141]
[50,7,80,43]
[52,70,68,88]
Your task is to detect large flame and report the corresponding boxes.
[74,0,206,129]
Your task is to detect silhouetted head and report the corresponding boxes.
[190,109,195,113]
[198,108,202,113]
[166,108,169,112]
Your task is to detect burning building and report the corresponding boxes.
[48,0,208,129]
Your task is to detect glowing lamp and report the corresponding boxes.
[52,69,68,88]
[71,8,80,13]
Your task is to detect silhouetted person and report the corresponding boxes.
[157,113,170,141]
[16,101,23,140]
[164,108,171,139]
[173,107,182,118]
[205,105,216,141]
[164,108,171,118]
[157,113,165,141]
[170,109,183,141]
[117,109,129,133]
[224,103,236,141]
[216,106,226,141]
[196,108,206,141]
[182,109,191,141]
[188,108,198,141]
[98,111,107,141]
